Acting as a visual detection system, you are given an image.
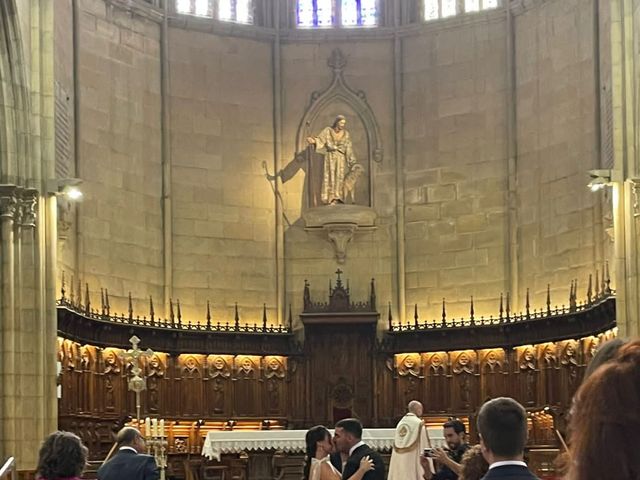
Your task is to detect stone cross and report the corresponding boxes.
[121,335,154,422]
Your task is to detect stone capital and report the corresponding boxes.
[0,185,18,220]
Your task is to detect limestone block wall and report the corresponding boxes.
[74,0,164,310]
[403,15,509,319]
[54,0,77,282]
[515,0,603,306]
[54,0,611,327]
[280,40,397,328]
[169,28,276,322]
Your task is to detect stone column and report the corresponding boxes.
[0,187,18,459]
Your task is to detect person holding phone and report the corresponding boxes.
[421,420,469,480]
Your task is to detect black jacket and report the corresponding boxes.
[97,449,160,480]
[480,464,540,480]
[341,444,385,480]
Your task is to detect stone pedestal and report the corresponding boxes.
[302,205,377,263]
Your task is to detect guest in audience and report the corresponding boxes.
[334,418,385,480]
[458,445,489,480]
[565,339,640,480]
[97,427,159,480]
[303,425,373,480]
[421,440,487,480]
[583,337,627,379]
[426,419,469,480]
[36,431,88,480]
[476,397,539,480]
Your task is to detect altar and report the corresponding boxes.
[202,427,446,461]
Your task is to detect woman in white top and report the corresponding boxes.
[303,425,374,480]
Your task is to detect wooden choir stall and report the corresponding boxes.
[55,271,616,480]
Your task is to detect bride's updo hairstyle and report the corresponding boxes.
[302,425,331,480]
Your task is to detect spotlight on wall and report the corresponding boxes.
[587,169,612,192]
[46,178,83,200]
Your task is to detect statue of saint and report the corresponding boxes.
[306,115,363,205]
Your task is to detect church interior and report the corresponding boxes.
[1,0,639,479]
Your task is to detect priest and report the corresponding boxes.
[388,400,434,480]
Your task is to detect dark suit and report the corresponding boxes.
[330,451,344,473]
[480,464,540,480]
[342,444,385,480]
[97,448,160,480]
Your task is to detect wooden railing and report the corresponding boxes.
[0,457,16,480]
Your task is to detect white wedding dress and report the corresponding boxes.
[309,456,341,480]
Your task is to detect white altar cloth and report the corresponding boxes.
[202,428,445,461]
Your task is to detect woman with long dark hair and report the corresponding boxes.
[565,339,640,480]
[36,431,88,480]
[302,425,373,480]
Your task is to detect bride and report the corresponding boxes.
[303,425,374,480]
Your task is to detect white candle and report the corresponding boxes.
[152,418,158,437]
[145,417,151,437]
[159,419,165,437]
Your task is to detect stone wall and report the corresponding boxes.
[169,28,276,322]
[74,0,164,311]
[403,14,508,319]
[56,0,610,327]
[515,0,602,307]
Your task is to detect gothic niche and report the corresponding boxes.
[146,353,166,414]
[263,356,286,416]
[207,354,232,416]
[518,346,538,406]
[452,351,477,410]
[396,353,422,410]
[269,48,381,263]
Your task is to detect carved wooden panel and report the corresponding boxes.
[302,318,377,427]
[422,352,450,413]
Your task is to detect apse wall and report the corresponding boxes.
[59,0,165,308]
[403,12,509,319]
[514,0,603,306]
[168,27,276,322]
[54,0,608,326]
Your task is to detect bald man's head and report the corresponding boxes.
[408,400,423,416]
[116,427,146,453]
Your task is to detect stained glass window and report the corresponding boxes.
[342,0,358,26]
[218,0,233,20]
[236,0,253,23]
[425,0,499,21]
[441,0,456,17]
[176,0,252,23]
[360,0,378,26]
[424,0,438,20]
[465,0,480,12]
[297,0,376,27]
[176,0,213,17]
[297,0,315,26]
[316,0,334,26]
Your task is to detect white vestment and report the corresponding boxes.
[387,413,434,480]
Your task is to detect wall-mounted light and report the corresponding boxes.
[46,178,83,200]
[587,169,612,192]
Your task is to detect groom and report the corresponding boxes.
[334,418,385,480]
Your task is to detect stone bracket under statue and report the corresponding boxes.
[303,204,376,263]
